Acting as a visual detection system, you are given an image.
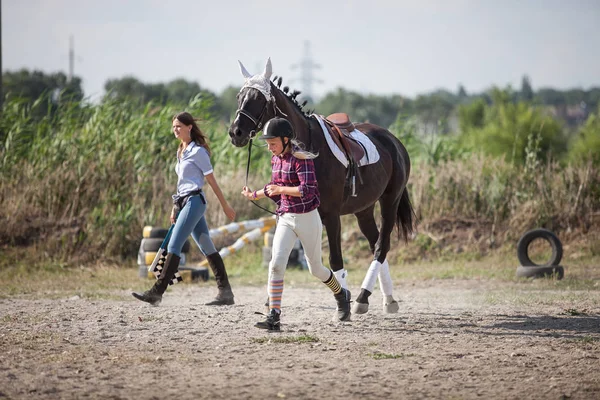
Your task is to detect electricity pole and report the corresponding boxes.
[290,40,323,103]
[0,0,3,109]
[68,35,74,82]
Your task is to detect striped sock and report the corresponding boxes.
[268,279,284,313]
[323,271,342,295]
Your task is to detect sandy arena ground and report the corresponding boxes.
[1,280,599,399]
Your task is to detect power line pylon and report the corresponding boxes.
[290,40,323,102]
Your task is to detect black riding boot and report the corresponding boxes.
[205,252,235,306]
[255,309,281,331]
[132,253,181,306]
[334,288,352,321]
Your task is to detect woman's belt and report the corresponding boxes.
[173,189,205,211]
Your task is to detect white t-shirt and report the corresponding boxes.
[175,142,213,197]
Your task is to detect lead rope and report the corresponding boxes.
[245,138,276,215]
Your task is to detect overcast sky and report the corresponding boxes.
[4,0,600,101]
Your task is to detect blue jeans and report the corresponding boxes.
[168,194,217,257]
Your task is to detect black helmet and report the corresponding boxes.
[259,117,294,140]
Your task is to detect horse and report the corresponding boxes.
[228,58,416,314]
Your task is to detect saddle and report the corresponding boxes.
[323,113,366,163]
[323,113,366,196]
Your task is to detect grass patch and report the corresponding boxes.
[369,352,414,360]
[1,239,598,299]
[483,287,600,308]
[574,336,599,343]
[561,308,589,316]
[251,335,320,344]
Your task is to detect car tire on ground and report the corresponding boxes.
[178,266,209,282]
[517,228,563,267]
[142,226,170,239]
[516,265,564,280]
[141,238,190,253]
[142,251,187,266]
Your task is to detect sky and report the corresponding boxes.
[4,0,600,102]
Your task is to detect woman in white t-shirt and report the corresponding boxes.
[133,112,236,306]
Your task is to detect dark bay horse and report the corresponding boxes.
[228,58,415,314]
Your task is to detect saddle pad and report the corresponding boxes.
[312,114,380,168]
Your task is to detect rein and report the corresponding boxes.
[238,86,309,216]
[245,138,277,215]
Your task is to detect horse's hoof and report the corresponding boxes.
[383,296,399,314]
[352,302,369,314]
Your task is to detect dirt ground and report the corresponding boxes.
[1,279,599,400]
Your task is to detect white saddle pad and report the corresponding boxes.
[313,114,380,168]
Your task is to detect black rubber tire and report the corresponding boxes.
[516,265,564,280]
[142,226,170,239]
[141,238,190,253]
[262,246,272,268]
[178,266,209,282]
[141,238,165,252]
[517,229,563,267]
[261,246,301,268]
[138,264,149,278]
[141,251,187,266]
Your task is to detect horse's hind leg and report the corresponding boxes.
[378,260,399,313]
[352,207,379,314]
[375,194,401,313]
[356,195,402,314]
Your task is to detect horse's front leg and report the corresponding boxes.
[321,213,348,290]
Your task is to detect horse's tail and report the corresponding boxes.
[397,187,417,243]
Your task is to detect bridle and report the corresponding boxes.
[234,87,277,139]
[235,86,279,215]
[232,82,316,216]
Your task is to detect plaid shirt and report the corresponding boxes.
[264,152,320,215]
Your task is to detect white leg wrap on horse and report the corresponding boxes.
[361,260,381,293]
[333,269,348,290]
[378,260,399,313]
[378,260,394,296]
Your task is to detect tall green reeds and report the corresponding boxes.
[0,96,271,262]
[1,95,598,265]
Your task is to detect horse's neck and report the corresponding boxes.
[272,90,321,150]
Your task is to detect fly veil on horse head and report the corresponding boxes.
[228,58,416,315]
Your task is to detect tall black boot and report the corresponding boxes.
[132,253,181,306]
[205,252,234,306]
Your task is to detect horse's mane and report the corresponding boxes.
[271,76,314,117]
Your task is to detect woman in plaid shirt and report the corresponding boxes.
[242,117,352,331]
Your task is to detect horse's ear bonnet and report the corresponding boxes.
[259,118,294,140]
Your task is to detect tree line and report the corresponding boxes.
[1,72,598,262]
[3,69,599,129]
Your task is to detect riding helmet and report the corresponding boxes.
[259,117,294,140]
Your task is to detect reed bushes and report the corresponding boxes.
[1,96,598,265]
[411,155,598,233]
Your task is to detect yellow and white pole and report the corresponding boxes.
[208,216,276,239]
[197,225,274,267]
